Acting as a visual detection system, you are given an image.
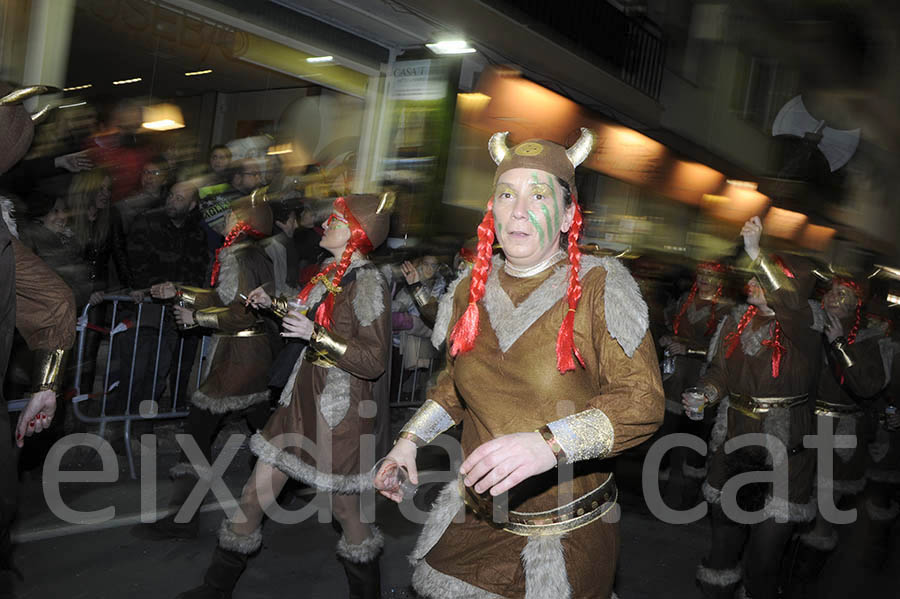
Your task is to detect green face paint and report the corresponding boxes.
[545,174,560,231]
[496,222,502,237]
[527,210,546,249]
[540,203,554,240]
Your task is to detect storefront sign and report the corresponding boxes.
[390,60,445,101]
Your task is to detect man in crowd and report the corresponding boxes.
[198,158,263,252]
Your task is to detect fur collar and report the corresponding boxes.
[481,254,648,358]
[215,244,242,304]
[1,196,17,239]
[809,300,825,332]
[304,256,384,327]
[431,264,471,349]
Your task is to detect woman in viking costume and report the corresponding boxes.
[658,261,731,508]
[689,217,820,599]
[1,85,76,598]
[784,275,890,597]
[377,129,665,599]
[142,193,276,539]
[176,194,391,599]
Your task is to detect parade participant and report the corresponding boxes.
[377,129,665,598]
[0,84,77,598]
[140,192,276,539]
[688,217,819,599]
[657,261,730,508]
[175,193,392,599]
[784,276,890,597]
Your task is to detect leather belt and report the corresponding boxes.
[730,392,808,419]
[814,399,862,418]
[463,475,617,537]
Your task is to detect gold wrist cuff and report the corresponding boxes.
[33,348,68,392]
[194,309,220,329]
[271,296,290,318]
[686,348,707,358]
[399,399,455,444]
[537,424,566,464]
[752,255,792,295]
[175,285,206,307]
[397,431,425,447]
[832,338,855,369]
[305,324,348,367]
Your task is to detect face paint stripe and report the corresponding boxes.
[527,210,545,249]
[540,203,554,238]
[545,173,560,230]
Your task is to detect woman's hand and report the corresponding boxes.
[173,305,195,327]
[459,432,557,496]
[375,438,419,503]
[88,291,105,306]
[667,341,687,356]
[15,390,57,447]
[401,260,420,285]
[741,216,763,261]
[150,282,176,300]
[246,286,272,309]
[825,313,844,344]
[281,310,314,340]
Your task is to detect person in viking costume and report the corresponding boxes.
[0,84,76,598]
[783,275,890,597]
[689,216,820,599]
[140,192,276,539]
[657,261,731,508]
[175,194,391,599]
[376,129,665,599]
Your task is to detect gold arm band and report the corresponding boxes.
[537,424,566,464]
[271,296,290,318]
[305,324,348,367]
[175,285,207,307]
[32,348,68,392]
[752,255,793,295]
[194,309,221,329]
[399,399,455,444]
[831,338,855,369]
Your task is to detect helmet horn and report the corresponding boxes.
[0,85,59,106]
[488,131,510,165]
[565,127,594,167]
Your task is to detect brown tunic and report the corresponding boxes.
[702,287,820,512]
[421,256,664,598]
[184,240,275,413]
[254,259,391,492]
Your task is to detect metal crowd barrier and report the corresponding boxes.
[68,296,206,478]
[390,334,437,409]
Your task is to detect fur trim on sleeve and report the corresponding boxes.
[1,197,16,239]
[591,256,649,358]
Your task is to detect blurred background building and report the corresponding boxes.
[2,0,899,269]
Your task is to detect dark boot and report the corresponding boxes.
[176,522,261,599]
[696,562,741,599]
[336,527,384,599]
[782,532,836,599]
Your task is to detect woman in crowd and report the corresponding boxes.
[689,217,820,599]
[377,129,664,598]
[175,194,392,599]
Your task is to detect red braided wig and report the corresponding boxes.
[296,197,374,330]
[672,284,697,337]
[835,279,864,345]
[556,204,585,372]
[210,221,265,287]
[448,198,495,356]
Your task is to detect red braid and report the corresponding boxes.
[210,222,265,287]
[725,305,759,358]
[449,198,495,356]
[705,285,723,336]
[672,283,698,337]
[762,321,786,378]
[556,204,585,372]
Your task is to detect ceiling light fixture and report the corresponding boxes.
[112,77,142,86]
[60,101,87,109]
[726,179,758,190]
[426,40,477,55]
[184,69,213,76]
[141,103,185,131]
[306,56,333,63]
[63,84,92,92]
